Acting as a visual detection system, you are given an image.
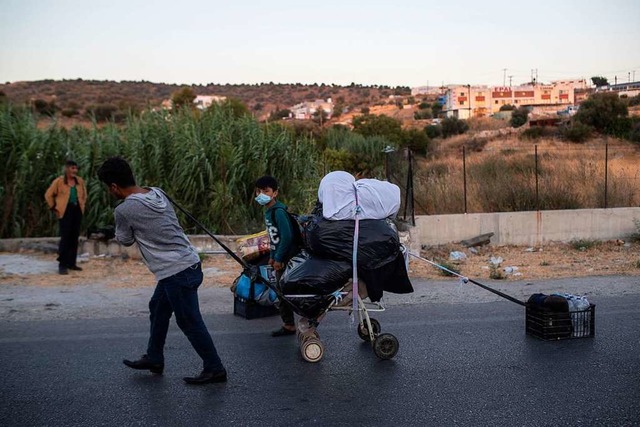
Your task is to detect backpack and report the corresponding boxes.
[269,206,305,251]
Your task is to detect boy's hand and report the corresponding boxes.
[273,261,284,271]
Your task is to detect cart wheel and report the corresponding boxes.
[373,333,399,360]
[301,338,324,363]
[357,318,381,342]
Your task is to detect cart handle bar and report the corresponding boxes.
[159,191,248,269]
[409,252,526,307]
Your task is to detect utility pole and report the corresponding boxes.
[615,76,617,85]
[629,72,631,83]
[467,84,472,118]
[509,75,513,87]
[503,68,507,87]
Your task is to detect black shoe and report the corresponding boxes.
[123,354,164,374]
[68,265,83,271]
[58,266,68,275]
[183,369,227,385]
[271,326,296,337]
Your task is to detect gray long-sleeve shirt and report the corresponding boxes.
[114,187,200,281]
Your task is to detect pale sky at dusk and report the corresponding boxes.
[1,0,639,87]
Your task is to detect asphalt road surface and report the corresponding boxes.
[1,296,639,426]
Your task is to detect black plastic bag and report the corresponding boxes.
[280,251,352,295]
[305,216,400,270]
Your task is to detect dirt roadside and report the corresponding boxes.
[1,240,639,288]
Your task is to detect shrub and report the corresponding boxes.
[521,126,555,140]
[33,99,57,116]
[441,117,469,138]
[574,92,628,136]
[434,259,460,277]
[570,239,599,251]
[414,109,432,120]
[360,107,370,114]
[510,107,529,128]
[418,102,430,110]
[561,122,593,143]
[629,119,640,144]
[425,124,442,139]
[500,104,516,111]
[402,128,431,154]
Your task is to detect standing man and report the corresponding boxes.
[45,160,87,275]
[97,157,226,385]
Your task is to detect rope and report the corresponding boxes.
[408,252,526,306]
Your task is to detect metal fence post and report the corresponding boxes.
[604,143,609,208]
[535,145,539,210]
[463,145,468,214]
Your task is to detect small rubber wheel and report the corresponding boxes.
[301,338,324,363]
[373,333,399,360]
[357,318,381,342]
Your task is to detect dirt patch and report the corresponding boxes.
[0,252,241,288]
[411,240,640,281]
[1,240,639,288]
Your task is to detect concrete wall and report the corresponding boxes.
[0,235,241,260]
[413,207,640,247]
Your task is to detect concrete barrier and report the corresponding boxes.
[413,207,640,247]
[0,234,241,260]
[3,208,639,256]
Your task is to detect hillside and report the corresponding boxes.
[0,79,412,123]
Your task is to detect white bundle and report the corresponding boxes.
[318,171,401,221]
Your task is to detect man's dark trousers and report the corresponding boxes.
[146,262,224,373]
[58,203,82,268]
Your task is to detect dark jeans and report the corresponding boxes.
[276,270,294,326]
[58,203,82,268]
[146,262,224,373]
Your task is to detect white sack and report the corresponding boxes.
[318,171,401,220]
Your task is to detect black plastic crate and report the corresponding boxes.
[233,296,279,319]
[526,304,595,340]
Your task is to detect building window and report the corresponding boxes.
[460,92,465,96]
[460,101,465,105]
[495,100,499,104]
[515,100,519,103]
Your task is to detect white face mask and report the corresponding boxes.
[255,193,272,206]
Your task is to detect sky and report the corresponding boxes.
[1,0,639,87]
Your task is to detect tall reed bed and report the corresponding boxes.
[0,105,321,237]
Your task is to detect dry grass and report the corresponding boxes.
[415,135,640,214]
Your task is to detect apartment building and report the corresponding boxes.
[444,79,588,118]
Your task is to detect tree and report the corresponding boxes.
[500,104,516,111]
[221,97,250,118]
[510,107,529,128]
[591,76,609,87]
[431,102,443,117]
[425,124,442,139]
[402,128,430,154]
[312,107,328,125]
[332,103,344,118]
[352,114,403,144]
[171,87,196,108]
[574,92,629,136]
[414,109,432,120]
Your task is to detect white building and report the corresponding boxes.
[193,95,227,110]
[291,99,334,120]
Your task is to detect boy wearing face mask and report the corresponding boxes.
[254,176,298,337]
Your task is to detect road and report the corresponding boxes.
[1,296,639,426]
